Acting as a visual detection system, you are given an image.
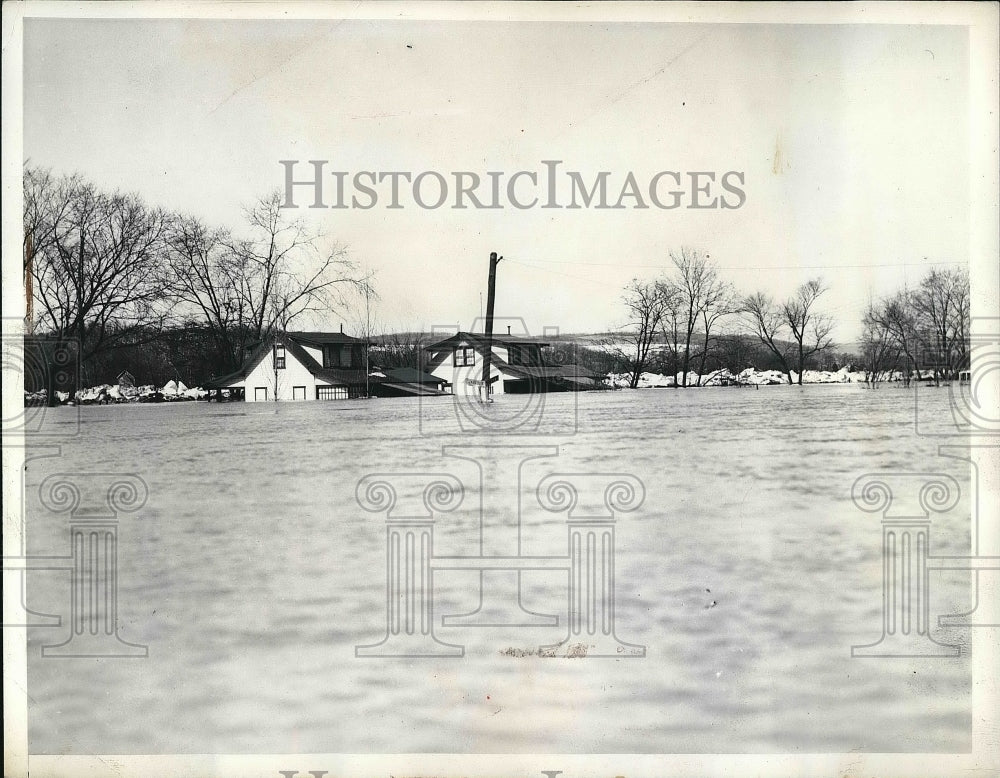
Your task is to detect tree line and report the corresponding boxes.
[23,166,368,389]
[859,268,970,386]
[618,247,968,388]
[22,167,970,394]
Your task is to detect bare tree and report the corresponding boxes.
[165,190,362,374]
[24,167,171,384]
[666,247,731,386]
[911,267,969,383]
[860,296,903,386]
[163,215,249,372]
[949,270,971,374]
[741,291,796,384]
[655,279,684,382]
[876,288,921,385]
[23,167,83,332]
[229,190,358,338]
[781,278,834,385]
[619,278,670,388]
[695,287,736,385]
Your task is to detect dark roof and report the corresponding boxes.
[424,332,551,351]
[489,352,604,382]
[284,337,371,385]
[205,331,373,388]
[419,336,603,383]
[379,382,450,396]
[384,367,447,385]
[287,331,361,346]
[203,369,247,389]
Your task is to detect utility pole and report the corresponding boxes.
[364,279,371,399]
[25,232,34,334]
[480,251,502,401]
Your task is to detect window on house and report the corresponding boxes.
[317,385,349,400]
[254,387,268,401]
[453,346,476,367]
[292,386,306,400]
[274,343,286,369]
[508,345,541,366]
[324,345,355,368]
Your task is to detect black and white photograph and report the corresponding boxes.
[3,2,998,777]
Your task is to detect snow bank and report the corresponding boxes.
[27,380,211,405]
[607,365,888,387]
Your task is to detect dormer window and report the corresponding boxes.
[323,345,355,368]
[453,346,476,367]
[508,344,540,366]
[274,343,286,369]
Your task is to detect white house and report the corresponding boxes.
[422,332,605,397]
[206,331,369,402]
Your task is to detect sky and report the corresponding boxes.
[21,16,972,342]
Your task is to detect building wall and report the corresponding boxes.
[428,343,511,396]
[244,347,332,401]
[300,344,323,365]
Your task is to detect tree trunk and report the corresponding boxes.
[696,339,710,387]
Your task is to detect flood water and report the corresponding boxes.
[22,385,974,753]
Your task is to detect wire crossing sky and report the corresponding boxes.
[22,18,971,341]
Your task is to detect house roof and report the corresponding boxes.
[205,331,373,388]
[380,382,450,396]
[284,337,371,386]
[424,332,552,351]
[419,334,604,383]
[489,352,605,382]
[384,367,447,385]
[287,331,361,346]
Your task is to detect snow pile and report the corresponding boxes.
[605,366,890,387]
[606,372,634,388]
[75,384,113,403]
[737,368,786,385]
[700,368,739,386]
[638,372,675,388]
[606,372,676,388]
[27,380,211,405]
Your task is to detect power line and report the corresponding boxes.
[504,258,609,285]
[511,258,966,271]
[505,256,966,289]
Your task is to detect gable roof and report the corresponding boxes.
[420,332,603,382]
[284,335,371,386]
[287,331,361,346]
[424,331,551,352]
[205,331,372,388]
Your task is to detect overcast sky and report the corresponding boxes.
[23,18,970,342]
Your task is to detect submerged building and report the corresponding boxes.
[422,332,605,396]
[205,331,370,402]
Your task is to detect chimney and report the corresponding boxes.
[507,325,511,335]
[340,323,343,334]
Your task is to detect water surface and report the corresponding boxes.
[24,385,973,753]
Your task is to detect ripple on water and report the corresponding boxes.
[24,388,972,753]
